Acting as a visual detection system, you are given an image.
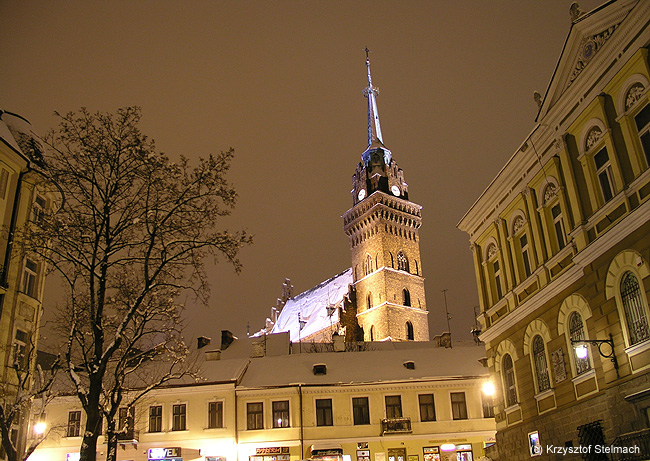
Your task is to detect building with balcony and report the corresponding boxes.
[0,110,57,461]
[457,0,650,458]
[28,336,495,461]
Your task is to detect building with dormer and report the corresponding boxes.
[458,0,650,457]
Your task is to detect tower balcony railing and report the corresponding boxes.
[381,417,412,435]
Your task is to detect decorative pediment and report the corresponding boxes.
[564,25,618,91]
[536,1,637,121]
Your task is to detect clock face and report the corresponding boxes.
[391,185,400,196]
[358,189,366,200]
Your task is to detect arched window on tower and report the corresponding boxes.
[406,321,414,340]
[366,292,373,311]
[370,325,375,341]
[364,254,373,276]
[403,288,411,306]
[397,251,409,272]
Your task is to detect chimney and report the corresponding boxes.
[221,330,236,350]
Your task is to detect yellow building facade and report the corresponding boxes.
[28,338,495,461]
[0,110,56,461]
[458,0,650,458]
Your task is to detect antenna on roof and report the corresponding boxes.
[442,289,452,348]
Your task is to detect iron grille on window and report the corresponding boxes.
[570,312,592,375]
[577,420,608,460]
[533,335,551,393]
[621,272,650,345]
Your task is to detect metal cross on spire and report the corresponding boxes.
[363,47,384,148]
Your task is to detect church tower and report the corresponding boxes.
[342,53,429,341]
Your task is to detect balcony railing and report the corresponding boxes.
[381,417,412,435]
[610,428,650,460]
[116,429,139,444]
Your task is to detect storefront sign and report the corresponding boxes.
[148,447,181,459]
[256,447,290,455]
[422,447,440,461]
[357,449,370,461]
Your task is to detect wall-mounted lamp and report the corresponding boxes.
[571,333,619,378]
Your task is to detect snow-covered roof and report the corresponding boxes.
[0,110,45,165]
[270,268,353,341]
[236,341,488,389]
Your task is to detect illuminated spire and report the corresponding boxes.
[361,48,391,166]
[363,48,384,148]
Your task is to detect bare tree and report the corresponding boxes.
[0,339,60,461]
[26,107,252,461]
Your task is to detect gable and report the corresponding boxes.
[537,0,637,121]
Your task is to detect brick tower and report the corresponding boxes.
[342,52,429,341]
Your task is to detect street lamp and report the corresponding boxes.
[482,381,496,397]
[571,333,619,378]
[33,421,46,436]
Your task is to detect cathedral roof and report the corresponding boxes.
[270,268,353,342]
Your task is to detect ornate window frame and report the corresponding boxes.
[494,339,519,411]
[537,177,568,255]
[523,319,553,397]
[509,210,533,282]
[482,237,503,305]
[557,294,595,387]
[606,250,650,358]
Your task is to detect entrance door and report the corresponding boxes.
[388,448,406,461]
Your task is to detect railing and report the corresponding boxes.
[116,429,139,443]
[381,417,412,435]
[610,428,650,460]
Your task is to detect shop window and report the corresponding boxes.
[67,410,81,437]
[621,271,650,345]
[208,401,223,429]
[406,321,414,341]
[397,251,409,272]
[418,394,435,422]
[352,397,370,425]
[403,288,411,307]
[594,148,615,203]
[149,405,162,432]
[634,102,650,167]
[247,402,263,430]
[385,395,402,419]
[502,354,517,407]
[172,403,186,431]
[450,392,468,420]
[532,335,551,393]
[272,400,289,428]
[569,312,591,376]
[315,398,333,426]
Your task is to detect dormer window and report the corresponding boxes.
[313,364,327,375]
[403,361,415,370]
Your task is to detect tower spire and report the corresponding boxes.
[363,48,384,148]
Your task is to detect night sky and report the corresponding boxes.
[1,1,605,344]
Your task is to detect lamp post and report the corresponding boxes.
[571,333,619,378]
